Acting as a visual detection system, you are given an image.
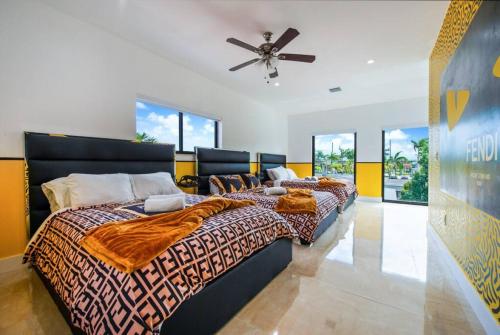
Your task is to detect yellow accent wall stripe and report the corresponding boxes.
[356,162,382,198]
[0,158,382,259]
[250,162,258,175]
[287,162,381,198]
[286,163,311,179]
[0,160,27,259]
[175,161,196,194]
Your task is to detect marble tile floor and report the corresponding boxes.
[0,201,485,335]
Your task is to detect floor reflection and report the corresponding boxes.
[325,222,354,265]
[0,201,485,335]
[381,203,428,282]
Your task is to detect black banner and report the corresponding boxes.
[440,2,499,219]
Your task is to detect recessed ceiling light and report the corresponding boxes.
[274,82,280,86]
[367,59,375,64]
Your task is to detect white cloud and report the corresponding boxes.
[183,115,194,134]
[388,141,417,160]
[136,111,179,146]
[183,119,215,151]
[202,120,214,135]
[147,112,179,136]
[386,129,408,140]
[315,134,354,154]
[136,101,147,110]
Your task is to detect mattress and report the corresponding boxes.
[223,189,339,243]
[23,194,297,334]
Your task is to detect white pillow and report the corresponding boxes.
[129,172,181,200]
[266,169,277,181]
[267,166,287,180]
[286,168,298,180]
[66,173,135,208]
[272,166,289,180]
[41,177,71,212]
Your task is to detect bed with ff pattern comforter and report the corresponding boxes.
[24,194,297,335]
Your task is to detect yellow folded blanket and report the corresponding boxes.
[80,197,256,273]
[318,176,348,187]
[275,188,317,215]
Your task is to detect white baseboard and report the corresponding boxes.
[356,196,382,202]
[0,254,27,274]
[429,226,499,335]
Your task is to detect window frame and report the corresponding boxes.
[136,98,219,154]
[381,129,428,206]
[311,132,357,183]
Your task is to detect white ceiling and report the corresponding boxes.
[41,0,448,114]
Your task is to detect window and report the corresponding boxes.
[312,133,356,183]
[135,99,218,152]
[382,127,428,204]
[182,112,217,152]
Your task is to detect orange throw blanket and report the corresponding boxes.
[318,176,348,187]
[275,188,317,215]
[80,197,255,273]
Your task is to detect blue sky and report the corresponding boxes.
[385,127,428,161]
[315,133,355,155]
[136,100,215,151]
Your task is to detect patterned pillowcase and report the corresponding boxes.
[209,175,248,195]
[241,173,261,189]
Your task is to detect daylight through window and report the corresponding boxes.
[136,99,218,152]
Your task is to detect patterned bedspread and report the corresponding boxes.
[265,179,357,209]
[23,194,297,335]
[223,190,338,243]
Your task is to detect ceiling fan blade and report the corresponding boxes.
[272,28,300,52]
[226,38,260,53]
[229,58,261,71]
[278,53,316,63]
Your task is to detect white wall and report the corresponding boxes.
[0,0,287,160]
[288,97,428,162]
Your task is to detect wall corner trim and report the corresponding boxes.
[429,226,499,334]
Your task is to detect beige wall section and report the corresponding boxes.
[0,0,287,158]
[0,160,27,259]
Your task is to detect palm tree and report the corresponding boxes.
[386,151,408,177]
[411,139,428,165]
[135,132,158,143]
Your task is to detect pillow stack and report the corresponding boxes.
[41,172,182,212]
[266,166,298,181]
[241,173,261,189]
[209,175,247,195]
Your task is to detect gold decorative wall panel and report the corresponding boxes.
[429,0,499,324]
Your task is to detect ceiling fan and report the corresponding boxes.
[226,28,316,82]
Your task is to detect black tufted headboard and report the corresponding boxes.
[259,153,286,182]
[195,147,250,195]
[25,132,176,237]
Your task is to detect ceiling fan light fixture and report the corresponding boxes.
[226,27,316,83]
